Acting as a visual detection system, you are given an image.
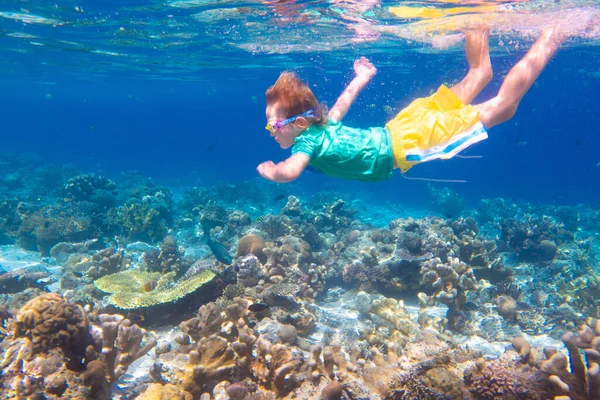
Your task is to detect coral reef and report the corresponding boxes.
[238,233,267,264]
[0,266,54,293]
[2,156,600,400]
[94,269,215,309]
[109,186,173,243]
[11,293,93,370]
[428,184,466,218]
[17,202,100,255]
[498,214,568,263]
[97,313,157,382]
[142,235,191,277]
[62,173,118,210]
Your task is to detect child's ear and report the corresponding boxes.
[295,117,309,129]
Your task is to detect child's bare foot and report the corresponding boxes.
[541,26,564,48]
[465,28,493,85]
[450,27,493,104]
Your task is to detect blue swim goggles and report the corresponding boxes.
[265,107,318,134]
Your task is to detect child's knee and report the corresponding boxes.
[477,99,518,128]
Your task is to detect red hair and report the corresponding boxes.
[265,72,327,126]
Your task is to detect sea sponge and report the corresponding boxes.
[12,293,91,369]
[94,269,215,309]
[237,233,267,264]
[322,381,344,400]
[138,383,193,400]
[496,295,518,322]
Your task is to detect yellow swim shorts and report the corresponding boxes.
[386,85,488,173]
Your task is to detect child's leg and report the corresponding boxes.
[450,28,493,105]
[476,27,562,129]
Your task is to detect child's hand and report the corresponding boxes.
[354,57,377,81]
[257,161,277,181]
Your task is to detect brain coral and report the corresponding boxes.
[94,269,215,309]
[12,293,91,369]
[237,233,267,264]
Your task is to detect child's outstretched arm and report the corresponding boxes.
[257,154,310,183]
[328,57,377,123]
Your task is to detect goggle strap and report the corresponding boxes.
[268,106,321,132]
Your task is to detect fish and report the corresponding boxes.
[206,145,213,151]
[514,135,527,146]
[204,237,232,265]
[393,249,434,262]
[248,303,270,313]
[331,201,345,213]
[273,193,285,201]
[126,311,145,325]
[256,215,268,223]
[142,280,157,292]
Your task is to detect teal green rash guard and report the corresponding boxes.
[291,121,394,182]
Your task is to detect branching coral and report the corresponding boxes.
[0,199,23,241]
[62,173,118,210]
[541,321,600,400]
[178,298,260,395]
[109,188,172,243]
[370,297,416,338]
[259,214,294,240]
[419,256,480,308]
[226,210,252,234]
[498,214,566,262]
[253,336,304,395]
[66,246,130,280]
[388,369,452,400]
[145,235,191,277]
[110,201,168,243]
[282,195,303,217]
[312,199,357,233]
[199,205,228,233]
[458,232,498,269]
[464,353,552,400]
[97,313,157,382]
[263,236,312,282]
[17,202,100,255]
[94,269,215,309]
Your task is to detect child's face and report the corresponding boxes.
[265,103,304,149]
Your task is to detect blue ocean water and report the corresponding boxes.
[1,0,599,210]
[4,3,600,399]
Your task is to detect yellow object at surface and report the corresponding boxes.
[389,6,445,19]
[386,85,482,173]
[389,5,499,20]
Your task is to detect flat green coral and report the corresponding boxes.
[94,269,215,309]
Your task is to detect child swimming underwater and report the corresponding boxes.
[257,28,563,183]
